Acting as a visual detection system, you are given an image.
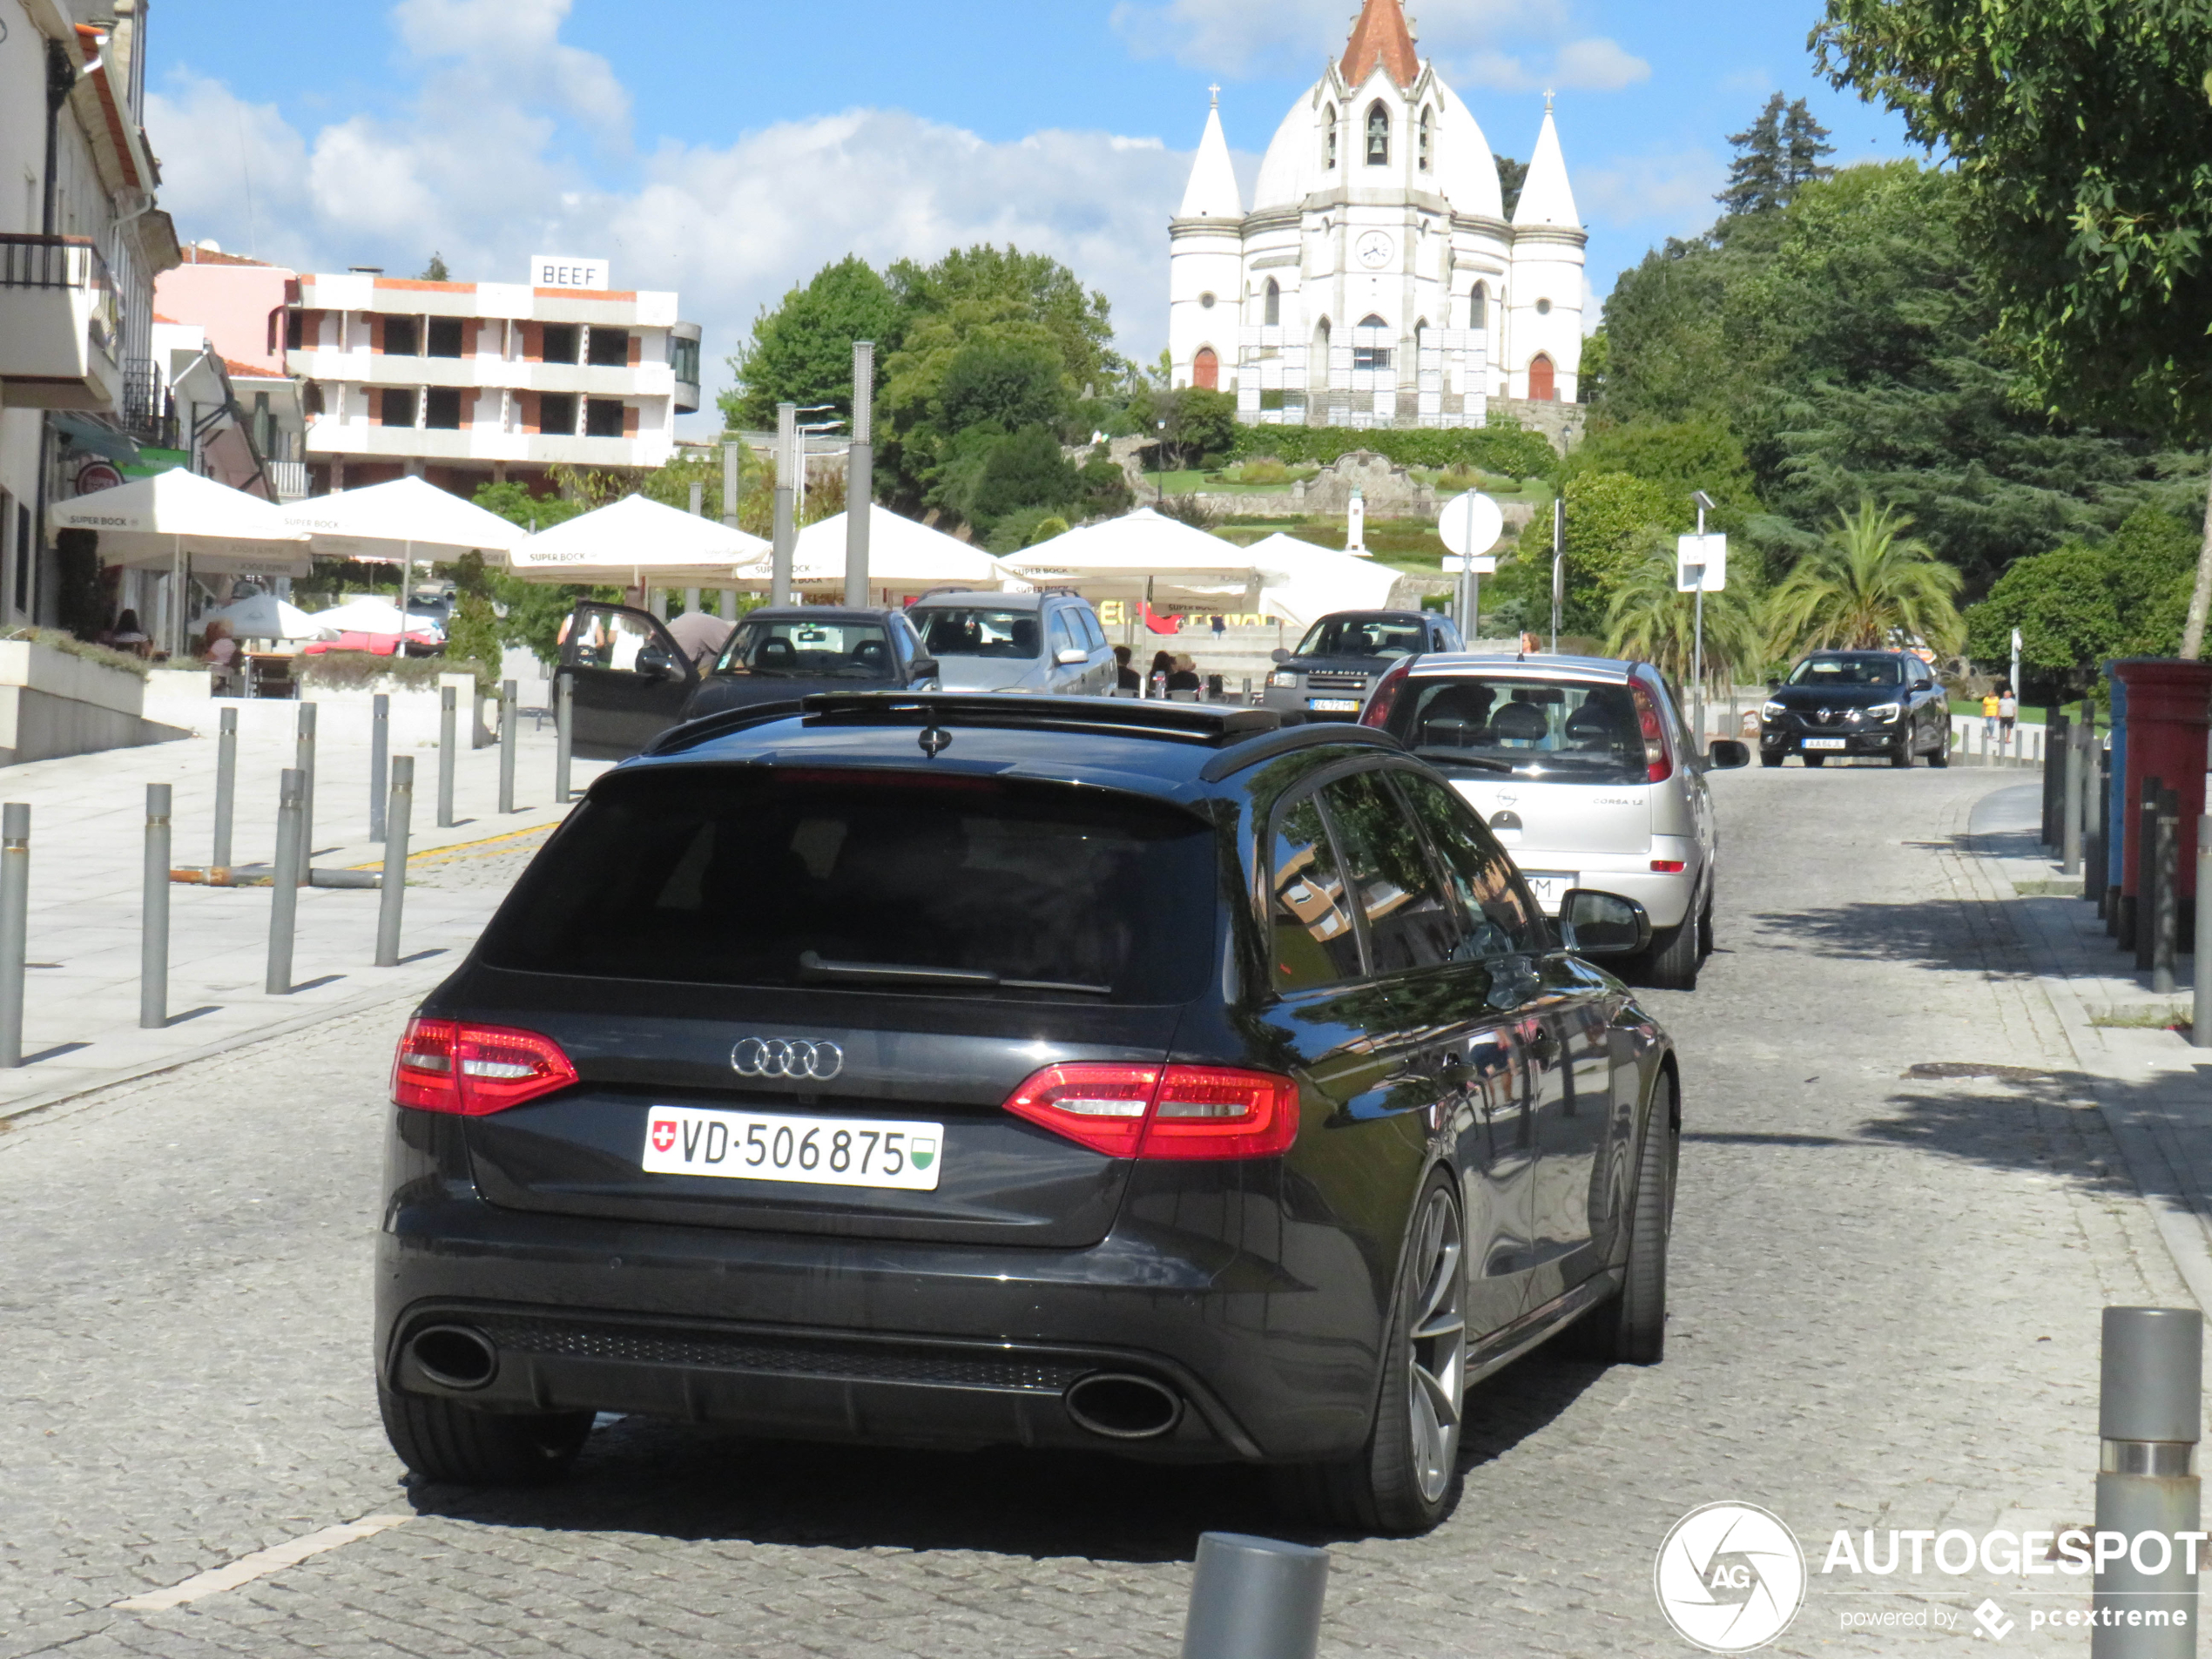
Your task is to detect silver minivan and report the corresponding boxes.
[907,590,1117,696]
[1362,652,1750,989]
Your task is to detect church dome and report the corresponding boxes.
[1251,97,1324,213]
[1433,84,1504,221]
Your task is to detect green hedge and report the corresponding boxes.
[295,653,496,692]
[1231,424,1561,479]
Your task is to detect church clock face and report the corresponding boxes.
[1355,231,1395,270]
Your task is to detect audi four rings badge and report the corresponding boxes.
[732,1039,846,1081]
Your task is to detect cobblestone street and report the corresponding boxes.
[0,764,2191,1657]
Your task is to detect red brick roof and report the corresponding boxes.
[1340,0,1420,90]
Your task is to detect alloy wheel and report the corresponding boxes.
[1405,1188,1468,1503]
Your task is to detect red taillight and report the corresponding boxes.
[1360,658,1413,729]
[1002,1062,1301,1161]
[1630,681,1675,784]
[392,1016,578,1116]
[1650,860,1687,873]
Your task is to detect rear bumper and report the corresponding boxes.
[1258,685,1368,722]
[1503,847,1698,929]
[376,1186,1376,1464]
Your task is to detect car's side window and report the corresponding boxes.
[1048,609,1080,660]
[1393,772,1541,959]
[1269,790,1366,992]
[561,604,673,675]
[1076,609,1107,653]
[1315,772,1459,974]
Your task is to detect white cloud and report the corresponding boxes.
[147,20,1204,430]
[1575,146,1727,229]
[1457,36,1650,92]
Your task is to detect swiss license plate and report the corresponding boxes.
[1803,738,1847,751]
[1521,871,1579,914]
[643,1107,944,1191]
[1308,698,1362,713]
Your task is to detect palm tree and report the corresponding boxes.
[1603,536,1769,691]
[1765,501,1964,658]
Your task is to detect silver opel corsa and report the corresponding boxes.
[1361,652,1750,989]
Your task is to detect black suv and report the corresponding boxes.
[1263,610,1465,723]
[376,695,1680,1533]
[1759,650,1952,769]
[559,602,940,759]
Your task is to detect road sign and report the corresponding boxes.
[1440,492,1505,560]
[1442,554,1497,576]
[1676,534,1728,593]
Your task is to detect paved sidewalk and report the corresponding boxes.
[0,685,610,1123]
[1959,781,2212,1312]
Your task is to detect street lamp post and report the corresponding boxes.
[1690,490,1718,740]
[1549,496,1564,655]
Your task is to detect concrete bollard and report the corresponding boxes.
[2195,815,2212,1048]
[2066,719,2087,875]
[294,702,317,886]
[555,674,573,804]
[212,706,237,879]
[376,757,413,968]
[370,692,390,843]
[2155,797,2182,995]
[498,679,517,814]
[0,804,27,1068]
[1181,1533,1328,1659]
[437,686,456,830]
[141,783,169,1030]
[2092,1307,2202,1657]
[266,769,303,996]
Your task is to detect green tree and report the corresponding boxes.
[1718,95,1836,218]
[887,245,1118,395]
[1496,156,1527,219]
[1816,0,2212,648]
[958,426,1079,536]
[420,253,450,282]
[721,256,902,431]
[1603,541,1771,690]
[1964,506,2202,685]
[1157,387,1238,469]
[442,591,502,691]
[1765,501,1964,656]
[934,335,1068,435]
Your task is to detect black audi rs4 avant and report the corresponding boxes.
[376,693,1680,1534]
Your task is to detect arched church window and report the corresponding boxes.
[1468,286,1487,330]
[1194,347,1219,392]
[1264,279,1281,327]
[1419,107,1433,172]
[1353,314,1393,372]
[1414,320,1427,356]
[1313,318,1332,387]
[1366,103,1390,166]
[1528,353,1556,402]
[1324,106,1339,172]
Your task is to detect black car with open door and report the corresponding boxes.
[559,602,941,760]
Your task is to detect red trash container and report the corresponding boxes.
[2112,659,2212,937]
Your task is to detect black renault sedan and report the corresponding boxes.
[1261,610,1463,723]
[559,601,940,759]
[376,694,1680,1534]
[1759,650,1952,768]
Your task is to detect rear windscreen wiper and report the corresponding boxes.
[798,952,1109,996]
[1413,752,1518,773]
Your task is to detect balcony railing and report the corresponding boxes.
[0,233,121,357]
[267,460,308,502]
[119,357,176,448]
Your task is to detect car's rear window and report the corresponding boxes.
[1385,675,1648,785]
[481,769,1217,1003]
[714,618,894,679]
[912,608,1042,661]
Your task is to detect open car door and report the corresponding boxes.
[557,602,698,760]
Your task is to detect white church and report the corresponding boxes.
[1167,0,1586,428]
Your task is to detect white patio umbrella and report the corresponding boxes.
[193,591,322,644]
[785,506,1021,600]
[1245,532,1404,634]
[283,475,529,618]
[307,597,444,643]
[508,494,770,587]
[49,469,312,655]
[1002,508,1259,610]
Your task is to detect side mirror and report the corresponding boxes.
[908,656,940,685]
[1558,889,1653,960]
[1767,678,1784,691]
[1707,739,1751,771]
[1056,648,1090,666]
[1271,648,1291,665]
[635,644,681,680]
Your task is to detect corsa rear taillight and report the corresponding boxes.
[1002,1063,1301,1161]
[392,1016,578,1116]
[1360,658,1413,729]
[1630,681,1675,785]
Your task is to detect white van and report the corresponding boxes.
[1362,653,1750,988]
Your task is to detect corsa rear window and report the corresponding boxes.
[481,769,1217,1002]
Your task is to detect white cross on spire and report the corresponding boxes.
[1209,83,1221,107]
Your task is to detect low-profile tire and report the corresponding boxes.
[1636,914,1701,991]
[379,1385,593,1486]
[1696,889,1716,960]
[1559,1071,1676,1366]
[1272,1170,1467,1535]
[1929,739,1951,769]
[1890,738,1913,768]
[1760,752,1784,769]
[1803,754,1825,768]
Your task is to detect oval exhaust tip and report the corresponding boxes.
[1063,1372,1184,1440]
[408,1325,498,1392]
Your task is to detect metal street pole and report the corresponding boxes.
[1549,496,1564,654]
[497,679,517,814]
[721,439,741,536]
[844,341,874,608]
[554,672,574,805]
[1180,1532,1329,1659]
[437,686,456,829]
[369,692,389,843]
[0,804,26,1068]
[1691,496,1710,742]
[266,770,302,996]
[140,783,169,1029]
[212,706,237,879]
[376,757,413,968]
[293,701,317,888]
[2091,1307,2201,1657]
[773,401,797,609]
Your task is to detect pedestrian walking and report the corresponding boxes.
[1999,685,2019,742]
[1980,689,2001,744]
[1210,614,1226,641]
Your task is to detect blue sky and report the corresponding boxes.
[147,0,1912,423]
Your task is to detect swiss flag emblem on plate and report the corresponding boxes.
[650,1120,677,1155]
